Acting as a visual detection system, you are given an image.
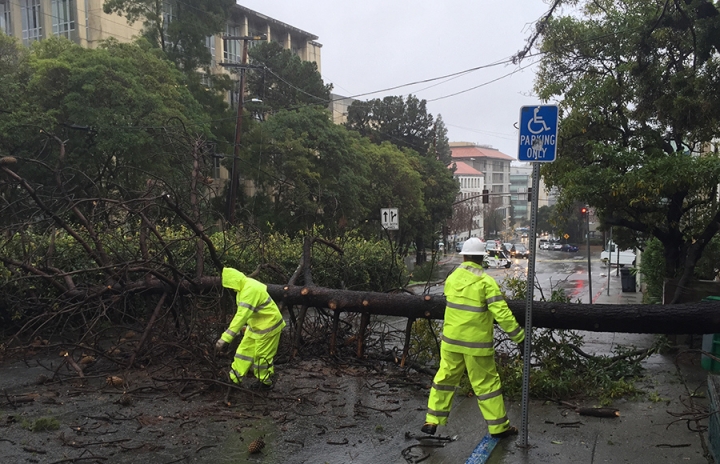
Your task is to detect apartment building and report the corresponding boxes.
[450,142,513,225]
[0,1,321,69]
[509,163,532,226]
[451,161,485,241]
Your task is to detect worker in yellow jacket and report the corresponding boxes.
[216,267,286,389]
[421,237,524,438]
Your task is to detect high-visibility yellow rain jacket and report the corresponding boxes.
[441,262,524,356]
[220,268,286,342]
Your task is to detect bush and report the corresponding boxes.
[638,238,665,303]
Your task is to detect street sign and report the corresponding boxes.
[564,234,569,239]
[380,208,399,230]
[518,105,559,162]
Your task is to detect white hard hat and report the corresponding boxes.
[459,237,486,255]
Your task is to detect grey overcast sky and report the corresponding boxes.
[237,0,553,160]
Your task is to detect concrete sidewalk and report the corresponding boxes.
[416,276,714,463]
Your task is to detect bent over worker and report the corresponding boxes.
[216,267,286,389]
[421,237,524,438]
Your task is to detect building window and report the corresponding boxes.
[84,0,89,40]
[213,154,223,179]
[162,0,174,30]
[21,0,43,44]
[224,24,241,63]
[52,0,75,38]
[200,72,212,88]
[492,173,504,183]
[205,35,215,66]
[0,1,11,35]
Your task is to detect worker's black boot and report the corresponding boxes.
[491,426,518,439]
[420,423,437,435]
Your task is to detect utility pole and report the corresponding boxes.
[222,34,266,224]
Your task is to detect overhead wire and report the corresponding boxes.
[427,59,540,102]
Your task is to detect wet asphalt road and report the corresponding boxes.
[435,244,620,305]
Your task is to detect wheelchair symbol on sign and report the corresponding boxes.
[527,107,550,134]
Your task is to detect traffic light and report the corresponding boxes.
[482,189,489,204]
[581,206,588,216]
[527,187,533,202]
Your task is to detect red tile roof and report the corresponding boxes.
[451,161,484,176]
[450,144,515,161]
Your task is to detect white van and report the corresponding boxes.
[600,241,636,267]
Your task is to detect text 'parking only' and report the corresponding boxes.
[518,105,558,162]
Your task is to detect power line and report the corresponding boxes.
[427,60,540,102]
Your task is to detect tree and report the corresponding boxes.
[0,37,214,227]
[240,106,371,235]
[246,42,332,113]
[532,0,720,302]
[345,95,438,158]
[536,205,555,237]
[448,199,483,241]
[344,95,457,263]
[103,0,234,72]
[432,115,452,165]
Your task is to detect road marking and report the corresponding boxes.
[465,434,499,464]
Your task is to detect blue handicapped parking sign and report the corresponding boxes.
[518,105,559,162]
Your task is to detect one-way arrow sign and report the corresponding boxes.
[381,208,399,230]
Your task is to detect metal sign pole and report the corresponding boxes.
[517,104,558,449]
[520,163,540,448]
[607,227,612,296]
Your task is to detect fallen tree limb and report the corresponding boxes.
[576,407,620,418]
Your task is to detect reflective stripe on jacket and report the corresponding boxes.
[441,262,524,356]
[221,267,286,342]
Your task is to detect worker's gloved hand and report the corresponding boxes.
[215,339,227,354]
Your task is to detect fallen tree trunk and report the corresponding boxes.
[263,283,720,334]
[184,278,720,334]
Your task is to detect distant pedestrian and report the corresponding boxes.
[215,267,286,389]
[421,237,524,438]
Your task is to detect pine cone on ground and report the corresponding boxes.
[248,437,265,454]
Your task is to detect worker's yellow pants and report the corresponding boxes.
[425,349,510,435]
[228,331,281,385]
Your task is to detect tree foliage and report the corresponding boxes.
[240,106,371,235]
[533,0,720,301]
[345,95,444,160]
[0,36,213,211]
[103,0,234,72]
[246,42,332,113]
[344,95,457,261]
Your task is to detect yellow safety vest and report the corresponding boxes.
[220,268,286,342]
[441,262,524,356]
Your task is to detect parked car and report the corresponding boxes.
[538,239,550,250]
[560,243,579,252]
[552,242,563,251]
[510,243,530,259]
[455,240,465,252]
